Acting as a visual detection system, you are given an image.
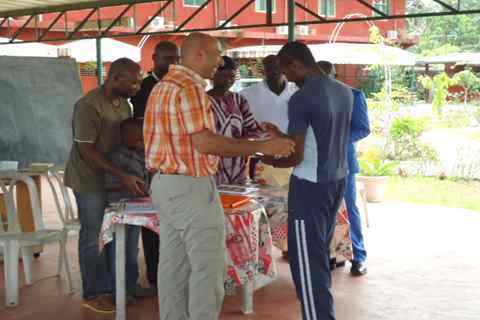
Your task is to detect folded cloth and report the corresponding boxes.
[257,165,292,188]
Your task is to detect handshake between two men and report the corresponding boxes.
[116,121,296,199]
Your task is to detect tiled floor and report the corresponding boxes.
[1,180,480,320]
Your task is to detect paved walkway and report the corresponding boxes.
[1,186,480,320]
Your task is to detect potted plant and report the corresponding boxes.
[357,147,398,203]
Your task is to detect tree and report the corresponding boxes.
[419,73,457,114]
[407,0,480,54]
[453,69,480,105]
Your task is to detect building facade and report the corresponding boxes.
[0,0,412,90]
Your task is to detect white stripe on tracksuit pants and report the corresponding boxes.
[288,175,346,320]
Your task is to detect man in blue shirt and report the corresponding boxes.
[317,61,371,276]
[262,42,353,320]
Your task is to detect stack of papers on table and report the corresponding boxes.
[123,197,157,214]
[220,194,252,209]
[218,185,258,195]
[21,162,55,174]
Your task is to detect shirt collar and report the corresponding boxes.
[262,80,289,97]
[151,71,160,82]
[170,65,208,88]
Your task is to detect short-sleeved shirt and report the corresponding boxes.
[288,75,353,183]
[130,72,159,119]
[240,80,297,133]
[105,146,149,203]
[210,92,264,185]
[144,65,218,177]
[64,87,132,192]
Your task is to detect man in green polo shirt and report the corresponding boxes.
[64,58,144,313]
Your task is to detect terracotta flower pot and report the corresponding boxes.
[357,175,389,203]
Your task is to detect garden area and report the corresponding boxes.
[357,5,480,213]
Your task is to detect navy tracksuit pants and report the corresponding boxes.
[288,175,346,320]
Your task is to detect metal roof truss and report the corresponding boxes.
[0,0,479,45]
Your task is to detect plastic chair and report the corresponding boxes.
[45,167,80,275]
[45,167,79,233]
[0,171,73,307]
[356,180,370,228]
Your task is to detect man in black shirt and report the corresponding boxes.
[131,41,179,118]
[130,40,179,289]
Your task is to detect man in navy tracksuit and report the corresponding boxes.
[317,61,371,276]
[262,42,353,320]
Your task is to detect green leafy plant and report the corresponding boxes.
[419,73,457,114]
[389,116,427,140]
[359,147,398,177]
[452,69,480,105]
[387,116,438,162]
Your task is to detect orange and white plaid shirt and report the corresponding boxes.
[144,65,219,177]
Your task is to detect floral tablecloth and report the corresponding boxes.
[248,184,353,262]
[99,199,276,290]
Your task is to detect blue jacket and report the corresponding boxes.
[348,89,371,174]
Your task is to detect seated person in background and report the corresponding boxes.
[207,56,265,185]
[105,118,155,303]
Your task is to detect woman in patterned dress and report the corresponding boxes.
[208,56,264,185]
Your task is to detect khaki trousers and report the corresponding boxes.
[150,174,226,320]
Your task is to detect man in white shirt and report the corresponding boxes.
[240,55,297,134]
[241,55,297,183]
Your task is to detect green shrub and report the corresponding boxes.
[387,116,438,162]
[390,116,427,140]
[359,147,398,176]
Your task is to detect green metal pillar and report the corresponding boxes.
[288,0,296,42]
[96,37,104,85]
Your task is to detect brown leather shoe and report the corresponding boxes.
[82,294,116,314]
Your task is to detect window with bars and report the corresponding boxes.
[184,0,206,7]
[373,0,392,16]
[255,0,276,13]
[319,0,336,17]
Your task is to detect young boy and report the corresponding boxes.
[105,118,155,303]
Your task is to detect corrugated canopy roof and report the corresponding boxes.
[0,0,154,18]
[416,52,480,65]
[227,43,417,66]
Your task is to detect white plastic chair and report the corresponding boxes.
[356,180,370,228]
[0,171,73,307]
[45,167,80,275]
[45,167,79,233]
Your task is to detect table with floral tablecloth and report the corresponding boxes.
[248,184,353,263]
[99,197,276,318]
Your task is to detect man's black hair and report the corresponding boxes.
[277,41,316,67]
[120,118,142,141]
[108,57,139,78]
[154,41,178,53]
[217,56,237,71]
[317,60,334,75]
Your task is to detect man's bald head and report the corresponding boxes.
[181,32,223,80]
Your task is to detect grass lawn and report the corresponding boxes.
[385,176,480,212]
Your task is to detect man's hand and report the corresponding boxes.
[119,174,147,197]
[261,122,287,138]
[260,137,295,157]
